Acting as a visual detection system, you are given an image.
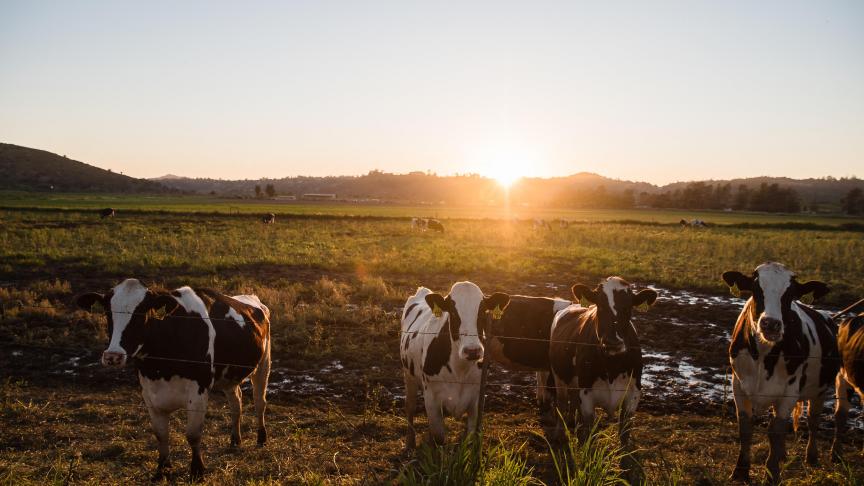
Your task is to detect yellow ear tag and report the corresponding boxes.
[579,297,591,308]
[150,307,168,320]
[636,302,649,313]
[730,283,741,297]
[800,293,814,305]
[432,303,443,318]
[491,305,504,320]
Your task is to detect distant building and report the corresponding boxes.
[302,193,337,201]
[275,195,297,201]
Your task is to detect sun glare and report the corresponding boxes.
[467,142,540,189]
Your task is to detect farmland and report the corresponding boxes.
[1,199,863,484]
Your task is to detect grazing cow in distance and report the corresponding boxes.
[549,277,656,478]
[411,217,428,231]
[100,208,115,219]
[426,219,444,232]
[400,282,510,447]
[262,213,275,224]
[722,262,837,484]
[532,219,551,230]
[680,218,707,228]
[76,279,271,481]
[831,311,864,459]
[485,294,572,417]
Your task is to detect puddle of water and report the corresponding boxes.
[641,351,727,402]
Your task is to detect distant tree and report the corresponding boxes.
[733,185,750,210]
[842,188,864,215]
[254,185,262,198]
[265,184,276,198]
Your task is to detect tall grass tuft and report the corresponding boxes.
[547,420,630,486]
[397,434,539,486]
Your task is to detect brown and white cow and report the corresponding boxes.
[549,277,656,454]
[400,282,509,448]
[100,208,115,219]
[262,213,275,224]
[485,295,572,416]
[76,279,271,481]
[831,311,864,459]
[722,262,838,484]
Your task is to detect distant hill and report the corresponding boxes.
[151,170,863,211]
[0,143,170,193]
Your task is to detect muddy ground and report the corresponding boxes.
[2,275,862,484]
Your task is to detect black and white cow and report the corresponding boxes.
[400,282,510,448]
[831,311,864,459]
[100,208,115,219]
[549,277,656,453]
[411,217,427,231]
[722,262,838,484]
[485,295,571,415]
[262,213,275,224]
[427,219,445,233]
[77,279,271,481]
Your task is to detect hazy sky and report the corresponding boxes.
[1,1,862,184]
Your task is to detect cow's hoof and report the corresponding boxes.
[729,467,750,483]
[189,462,205,482]
[257,428,267,446]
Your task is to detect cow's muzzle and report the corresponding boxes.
[101,351,127,367]
[758,317,783,342]
[462,346,483,362]
[602,338,627,355]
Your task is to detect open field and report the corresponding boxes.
[3,191,864,227]
[1,205,863,484]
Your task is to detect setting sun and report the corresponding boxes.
[466,142,540,189]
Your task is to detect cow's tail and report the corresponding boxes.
[792,401,804,432]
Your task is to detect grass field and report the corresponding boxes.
[1,197,863,484]
[3,190,864,227]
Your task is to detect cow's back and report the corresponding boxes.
[488,295,569,371]
[197,289,270,387]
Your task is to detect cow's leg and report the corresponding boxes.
[185,393,208,481]
[226,386,242,448]
[577,389,595,445]
[805,397,823,465]
[404,373,418,450]
[537,371,554,421]
[147,406,172,480]
[730,377,753,483]
[831,373,851,461]
[463,392,480,441]
[551,377,570,445]
[424,400,446,446]
[766,400,795,485]
[251,340,271,446]
[618,387,641,485]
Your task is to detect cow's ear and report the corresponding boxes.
[798,280,829,303]
[425,293,447,317]
[722,271,753,297]
[571,284,599,306]
[143,292,180,316]
[632,289,658,310]
[76,293,105,311]
[483,292,510,318]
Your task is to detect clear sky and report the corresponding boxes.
[1,1,862,184]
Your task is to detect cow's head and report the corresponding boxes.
[76,278,179,367]
[424,281,510,362]
[571,277,657,355]
[722,262,829,343]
